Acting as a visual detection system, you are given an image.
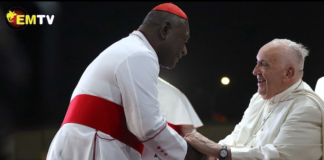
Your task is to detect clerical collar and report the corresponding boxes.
[130,30,156,55]
[270,79,303,103]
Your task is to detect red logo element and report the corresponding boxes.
[6,7,27,31]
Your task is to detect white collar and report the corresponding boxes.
[130,30,157,56]
[270,79,303,103]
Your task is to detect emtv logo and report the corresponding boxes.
[6,7,55,31]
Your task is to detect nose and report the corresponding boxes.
[182,45,187,56]
[252,64,260,76]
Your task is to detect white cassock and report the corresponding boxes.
[315,77,324,101]
[142,77,203,160]
[219,80,324,160]
[46,30,187,160]
[157,77,203,136]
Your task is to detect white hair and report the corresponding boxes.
[270,39,309,70]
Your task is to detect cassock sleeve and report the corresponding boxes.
[220,98,322,160]
[218,101,251,147]
[115,52,187,159]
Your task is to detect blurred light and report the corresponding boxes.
[221,77,230,85]
[214,113,228,122]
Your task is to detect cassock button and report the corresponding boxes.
[157,146,161,149]
[161,150,164,152]
[165,153,168,156]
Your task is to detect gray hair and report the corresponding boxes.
[270,39,309,71]
[141,10,186,28]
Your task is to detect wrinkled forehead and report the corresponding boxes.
[257,43,287,63]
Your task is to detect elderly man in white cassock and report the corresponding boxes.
[185,39,324,160]
[47,2,192,160]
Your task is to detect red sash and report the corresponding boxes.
[61,94,144,154]
[167,122,182,136]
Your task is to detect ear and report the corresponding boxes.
[159,22,171,40]
[284,67,295,80]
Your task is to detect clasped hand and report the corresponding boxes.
[184,132,221,159]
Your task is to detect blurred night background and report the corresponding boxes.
[1,1,324,160]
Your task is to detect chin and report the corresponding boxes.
[260,94,272,100]
[260,95,268,100]
[258,90,268,100]
[167,65,175,69]
[160,65,169,69]
[161,64,175,69]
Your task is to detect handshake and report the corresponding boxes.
[156,132,226,160]
[184,132,226,160]
[184,141,209,160]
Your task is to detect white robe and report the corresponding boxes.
[142,78,204,160]
[315,77,324,101]
[157,77,203,135]
[47,30,187,160]
[219,80,324,160]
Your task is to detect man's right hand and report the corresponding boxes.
[184,141,209,160]
[184,132,221,158]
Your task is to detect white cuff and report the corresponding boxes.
[142,125,187,160]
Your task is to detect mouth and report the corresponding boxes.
[258,79,266,83]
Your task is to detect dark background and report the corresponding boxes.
[1,1,324,154]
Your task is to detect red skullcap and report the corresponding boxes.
[152,3,188,19]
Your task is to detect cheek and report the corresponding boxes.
[174,37,184,50]
[264,73,282,93]
[171,43,183,57]
[260,69,268,79]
